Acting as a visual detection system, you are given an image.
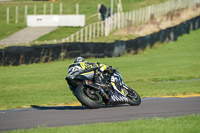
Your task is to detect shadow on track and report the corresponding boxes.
[31,105,86,110]
[31,104,127,110]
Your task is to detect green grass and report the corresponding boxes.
[0,24,26,41]
[0,0,167,41]
[0,28,200,110]
[4,114,200,133]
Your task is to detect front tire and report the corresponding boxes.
[127,88,141,106]
[75,85,103,109]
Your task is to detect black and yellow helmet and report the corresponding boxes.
[74,57,85,63]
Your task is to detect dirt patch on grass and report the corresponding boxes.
[114,4,200,37]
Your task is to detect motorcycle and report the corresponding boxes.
[65,66,141,109]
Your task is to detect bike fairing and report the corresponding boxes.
[109,70,129,104]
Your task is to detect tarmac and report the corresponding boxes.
[0,27,58,45]
[0,96,200,131]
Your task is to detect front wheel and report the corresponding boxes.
[75,85,103,109]
[127,88,141,106]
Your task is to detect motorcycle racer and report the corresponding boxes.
[67,57,112,98]
[68,57,108,76]
[65,57,141,108]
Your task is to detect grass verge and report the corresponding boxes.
[0,28,200,110]
[4,114,200,133]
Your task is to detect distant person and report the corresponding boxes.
[107,7,114,17]
[99,4,107,21]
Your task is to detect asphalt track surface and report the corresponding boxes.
[0,97,200,131]
[0,27,57,45]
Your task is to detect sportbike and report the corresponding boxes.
[66,66,141,109]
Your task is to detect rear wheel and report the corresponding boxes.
[75,85,103,109]
[127,88,141,106]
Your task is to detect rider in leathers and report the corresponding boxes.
[67,57,112,98]
[68,57,108,77]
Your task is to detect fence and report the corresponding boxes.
[59,0,200,43]
[5,3,83,24]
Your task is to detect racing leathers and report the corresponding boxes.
[67,61,109,94]
[68,61,107,76]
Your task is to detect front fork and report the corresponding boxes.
[110,82,129,96]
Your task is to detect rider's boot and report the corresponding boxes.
[100,88,109,100]
[100,83,108,90]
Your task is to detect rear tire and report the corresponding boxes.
[75,85,103,109]
[127,88,141,106]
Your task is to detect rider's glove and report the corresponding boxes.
[100,67,105,72]
[98,64,107,72]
